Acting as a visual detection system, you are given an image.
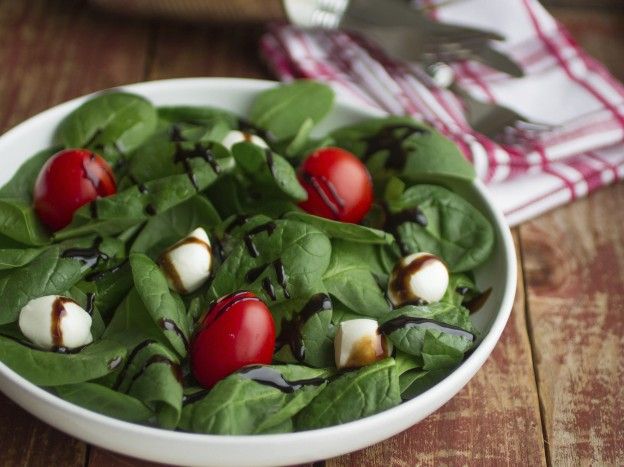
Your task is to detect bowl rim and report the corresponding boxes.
[0,77,517,455]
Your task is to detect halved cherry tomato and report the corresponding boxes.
[33,148,116,231]
[191,291,275,388]
[298,147,373,223]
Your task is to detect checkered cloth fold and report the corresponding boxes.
[260,0,624,225]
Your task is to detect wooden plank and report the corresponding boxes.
[520,183,624,465]
[147,22,267,80]
[0,1,150,466]
[327,233,547,466]
[88,447,170,467]
[0,394,86,467]
[0,0,151,133]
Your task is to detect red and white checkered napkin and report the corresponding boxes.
[260,0,624,225]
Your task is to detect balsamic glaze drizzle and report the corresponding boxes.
[112,339,157,390]
[128,174,148,194]
[237,118,274,142]
[238,366,326,393]
[300,172,345,219]
[363,124,429,171]
[265,149,276,178]
[261,277,277,301]
[242,222,276,258]
[85,259,129,282]
[388,253,438,305]
[61,237,107,269]
[378,316,475,342]
[85,292,96,316]
[275,293,332,362]
[244,259,290,300]
[464,287,492,314]
[159,318,189,350]
[383,203,428,256]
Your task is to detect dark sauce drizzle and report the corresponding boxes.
[112,339,156,390]
[210,291,259,324]
[85,292,96,316]
[261,277,276,301]
[244,259,290,300]
[182,389,210,406]
[50,297,69,348]
[388,253,438,305]
[85,259,129,282]
[159,318,189,350]
[382,203,428,256]
[464,287,492,314]
[275,293,332,362]
[265,149,276,178]
[144,204,157,216]
[237,118,274,142]
[173,142,221,190]
[128,174,148,194]
[378,316,475,342]
[89,201,98,220]
[224,215,251,233]
[238,365,326,393]
[363,124,429,171]
[61,236,107,269]
[126,354,183,391]
[242,221,276,258]
[300,171,345,219]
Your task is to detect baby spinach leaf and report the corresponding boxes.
[180,365,327,435]
[0,336,126,386]
[0,199,50,246]
[231,142,307,202]
[250,81,334,139]
[0,147,59,202]
[126,131,234,185]
[158,105,238,128]
[295,359,401,430]
[130,254,190,357]
[0,247,84,325]
[388,184,494,272]
[421,332,464,370]
[55,161,228,240]
[53,382,153,423]
[209,217,332,306]
[283,212,394,245]
[55,92,158,164]
[331,116,475,182]
[103,289,184,428]
[400,368,451,400]
[273,296,335,368]
[130,196,221,258]
[442,273,478,306]
[322,240,391,318]
[0,247,46,270]
[379,303,475,359]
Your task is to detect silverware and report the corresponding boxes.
[337,0,524,77]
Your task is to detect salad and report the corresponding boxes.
[0,81,494,434]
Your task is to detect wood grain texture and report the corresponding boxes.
[327,233,546,467]
[520,183,624,466]
[148,22,267,80]
[0,0,151,133]
[0,394,86,467]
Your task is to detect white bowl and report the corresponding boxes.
[0,78,516,466]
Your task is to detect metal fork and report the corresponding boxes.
[427,63,556,139]
[338,0,524,77]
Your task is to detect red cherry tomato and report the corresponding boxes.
[191,291,275,388]
[298,147,373,223]
[33,148,116,231]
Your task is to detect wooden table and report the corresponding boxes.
[0,1,622,465]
